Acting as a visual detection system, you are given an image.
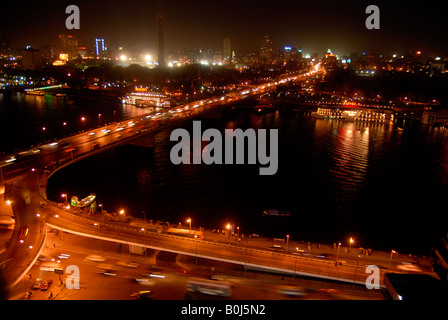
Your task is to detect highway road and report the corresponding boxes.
[43,205,383,286]
[8,230,383,300]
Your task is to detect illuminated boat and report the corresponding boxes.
[26,90,46,96]
[121,91,170,108]
[263,209,290,217]
[76,193,97,208]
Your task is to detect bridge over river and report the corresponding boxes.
[1,66,398,291]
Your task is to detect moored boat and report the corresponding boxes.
[263,209,290,217]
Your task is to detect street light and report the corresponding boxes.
[286,234,290,254]
[42,127,46,141]
[94,223,101,251]
[187,218,192,237]
[61,194,68,204]
[98,114,102,127]
[349,237,354,253]
[335,242,341,267]
[63,122,67,136]
[81,117,85,131]
[194,235,198,266]
[99,204,104,224]
[226,223,231,239]
[388,249,397,270]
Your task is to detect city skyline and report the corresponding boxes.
[1,1,448,57]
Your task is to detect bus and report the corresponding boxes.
[186,278,232,297]
[166,227,203,239]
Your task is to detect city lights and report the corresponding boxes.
[1,0,447,305]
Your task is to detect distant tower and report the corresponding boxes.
[157,1,165,67]
[223,37,231,64]
[95,38,106,58]
[260,35,273,64]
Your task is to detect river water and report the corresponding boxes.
[2,92,447,255]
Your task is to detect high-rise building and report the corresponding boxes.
[21,47,43,70]
[260,35,273,64]
[223,37,231,64]
[59,34,78,59]
[95,38,107,58]
[157,1,165,66]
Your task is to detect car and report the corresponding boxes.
[97,269,117,276]
[316,253,336,259]
[40,263,59,272]
[37,255,47,262]
[40,279,53,291]
[19,227,29,242]
[85,255,106,262]
[96,264,120,276]
[131,291,155,300]
[134,275,155,285]
[116,260,139,268]
[148,272,165,279]
[277,286,307,297]
[33,279,42,290]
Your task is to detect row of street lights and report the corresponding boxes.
[40,111,118,142]
[55,202,400,271]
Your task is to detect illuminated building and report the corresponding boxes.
[260,35,273,64]
[223,37,231,64]
[323,49,337,71]
[312,107,394,123]
[21,47,43,70]
[95,38,107,58]
[58,34,78,59]
[422,111,448,126]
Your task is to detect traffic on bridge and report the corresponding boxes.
[1,67,336,294]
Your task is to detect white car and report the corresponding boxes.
[85,255,106,262]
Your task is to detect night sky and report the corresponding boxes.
[1,0,448,56]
